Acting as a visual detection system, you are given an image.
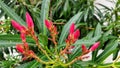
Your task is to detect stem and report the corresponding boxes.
[49,36,59,59]
[33,55,54,64]
[31,33,53,61]
[64,57,78,66]
[52,35,58,55]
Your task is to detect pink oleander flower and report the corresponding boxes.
[73,29,80,40]
[45,19,52,29]
[11,12,35,42]
[80,42,100,60]
[81,44,89,55]
[11,20,23,31]
[67,23,80,43]
[24,42,29,50]
[16,44,24,53]
[81,44,88,52]
[20,33,26,43]
[16,43,35,61]
[89,42,100,51]
[44,19,58,36]
[26,12,34,28]
[70,23,75,34]
[11,20,27,42]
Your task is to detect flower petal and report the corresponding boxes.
[89,42,100,51]
[11,20,22,31]
[20,33,26,42]
[81,44,88,52]
[16,44,24,53]
[73,29,80,39]
[44,19,52,29]
[70,23,75,34]
[26,12,34,28]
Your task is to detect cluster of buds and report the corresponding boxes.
[78,42,100,60]
[61,23,80,55]
[16,43,35,60]
[60,23,100,61]
[11,11,101,66]
[11,12,36,60]
[45,20,58,45]
[11,12,35,43]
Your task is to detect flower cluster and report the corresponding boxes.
[60,23,100,60]
[11,12,36,60]
[16,43,35,60]
[11,12,35,43]
[61,23,80,55]
[11,12,100,66]
[79,42,100,60]
[45,20,58,45]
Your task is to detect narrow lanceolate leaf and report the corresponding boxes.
[16,60,42,68]
[96,40,118,63]
[58,12,82,44]
[0,1,26,26]
[94,23,102,36]
[92,23,102,61]
[0,35,35,47]
[40,0,50,35]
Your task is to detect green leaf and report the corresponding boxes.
[0,1,26,26]
[40,0,50,35]
[84,8,89,22]
[0,34,35,47]
[72,62,84,68]
[113,49,119,60]
[92,23,102,61]
[58,12,82,44]
[85,31,94,39]
[74,40,95,46]
[74,35,101,46]
[63,0,70,16]
[0,60,16,68]
[69,45,82,61]
[96,40,118,63]
[38,33,48,46]
[94,23,102,36]
[16,60,42,68]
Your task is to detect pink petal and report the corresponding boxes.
[81,44,88,52]
[73,29,80,39]
[24,43,29,50]
[70,23,75,34]
[11,20,22,31]
[26,12,34,28]
[28,50,35,56]
[20,33,26,42]
[89,42,100,51]
[44,19,52,29]
[16,44,24,53]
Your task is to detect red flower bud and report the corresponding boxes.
[16,44,24,53]
[28,50,35,56]
[73,29,80,40]
[11,20,23,31]
[45,19,52,29]
[24,43,29,50]
[89,42,100,51]
[26,12,34,28]
[70,23,75,34]
[81,44,88,52]
[20,33,26,42]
